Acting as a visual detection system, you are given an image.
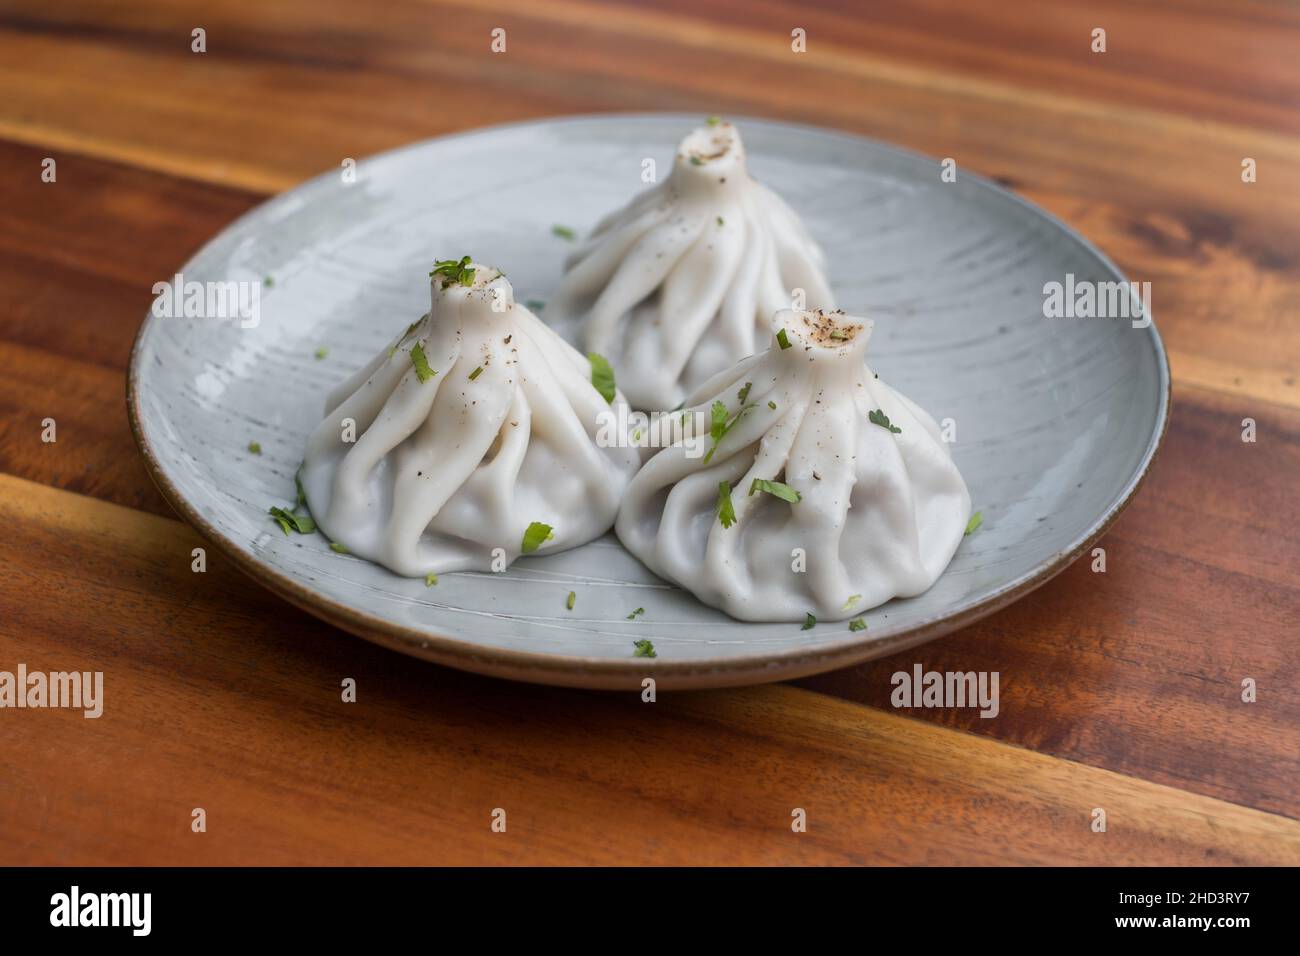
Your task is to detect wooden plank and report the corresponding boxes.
[1,474,1296,865]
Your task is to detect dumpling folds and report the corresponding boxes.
[616,309,971,622]
[302,261,641,577]
[548,121,835,412]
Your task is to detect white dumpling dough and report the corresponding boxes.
[616,309,971,622]
[548,121,835,412]
[302,262,641,577]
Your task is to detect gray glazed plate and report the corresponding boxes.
[128,113,1170,690]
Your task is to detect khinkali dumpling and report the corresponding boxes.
[616,309,971,622]
[302,259,641,577]
[548,120,835,412]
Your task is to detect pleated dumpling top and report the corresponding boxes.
[616,309,970,622]
[301,260,641,577]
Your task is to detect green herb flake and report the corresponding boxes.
[521,521,554,554]
[588,352,616,404]
[552,224,576,241]
[248,441,262,455]
[737,381,752,403]
[410,343,436,383]
[566,590,576,611]
[706,115,721,127]
[965,511,984,536]
[525,299,546,312]
[689,156,704,166]
[869,408,902,433]
[802,612,816,631]
[703,399,755,465]
[767,400,777,410]
[716,216,724,227]
[848,617,867,632]
[749,478,801,503]
[268,505,314,535]
[429,255,476,288]
[633,638,656,658]
[709,400,729,443]
[329,541,350,554]
[294,467,308,510]
[468,365,484,381]
[263,276,274,288]
[842,594,862,611]
[425,572,438,587]
[776,328,792,350]
[717,480,737,529]
[314,347,329,360]
[627,607,646,620]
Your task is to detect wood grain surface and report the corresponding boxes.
[0,0,1296,865]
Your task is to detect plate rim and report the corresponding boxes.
[125,111,1172,690]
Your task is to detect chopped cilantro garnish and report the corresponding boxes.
[468,365,484,381]
[703,400,755,464]
[248,441,262,455]
[566,590,576,611]
[706,115,721,126]
[717,480,736,529]
[749,478,801,503]
[848,617,867,632]
[425,572,438,586]
[403,316,424,340]
[767,400,777,410]
[314,347,329,360]
[737,381,752,403]
[776,328,792,350]
[268,505,314,535]
[429,256,476,288]
[627,607,645,620]
[709,400,729,443]
[869,408,902,433]
[329,541,350,554]
[588,352,616,403]
[716,216,724,226]
[525,299,545,311]
[633,638,656,658]
[552,225,576,241]
[521,521,554,554]
[842,594,862,610]
[965,511,983,535]
[263,276,274,287]
[294,467,308,510]
[802,612,816,630]
[410,343,436,383]
[689,156,704,166]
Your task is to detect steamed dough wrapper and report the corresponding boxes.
[615,310,971,623]
[548,121,835,412]
[301,262,641,577]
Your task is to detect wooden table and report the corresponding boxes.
[1,0,1297,866]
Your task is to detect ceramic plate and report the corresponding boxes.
[128,113,1169,690]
